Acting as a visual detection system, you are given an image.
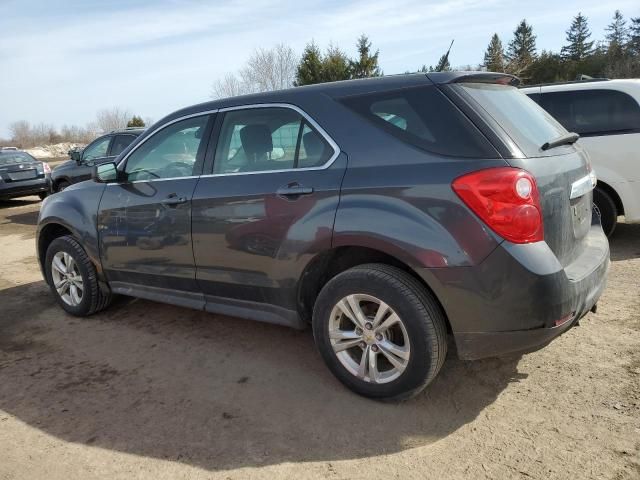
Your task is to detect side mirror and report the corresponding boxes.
[69,149,82,163]
[92,162,118,183]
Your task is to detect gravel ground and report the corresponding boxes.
[0,196,638,480]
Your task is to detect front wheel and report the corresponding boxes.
[45,235,112,316]
[313,264,448,401]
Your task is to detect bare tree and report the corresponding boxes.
[96,107,131,133]
[211,44,298,99]
[211,72,252,99]
[8,120,31,147]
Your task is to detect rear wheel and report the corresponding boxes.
[313,264,447,400]
[45,236,112,316]
[593,187,617,237]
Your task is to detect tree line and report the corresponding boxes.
[483,10,640,84]
[3,109,149,149]
[212,9,640,99]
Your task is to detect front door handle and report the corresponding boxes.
[161,194,187,206]
[276,183,314,198]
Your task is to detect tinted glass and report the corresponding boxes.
[0,152,37,164]
[341,85,497,158]
[459,83,568,157]
[83,136,111,161]
[214,107,333,174]
[540,89,640,135]
[124,116,208,181]
[110,134,136,156]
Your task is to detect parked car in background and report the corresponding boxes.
[37,72,609,400]
[51,127,144,192]
[0,150,51,200]
[522,79,640,236]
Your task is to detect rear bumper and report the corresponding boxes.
[421,223,610,360]
[0,177,51,198]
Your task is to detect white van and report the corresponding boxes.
[522,79,640,236]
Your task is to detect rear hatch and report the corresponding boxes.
[443,77,594,268]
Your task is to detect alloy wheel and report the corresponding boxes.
[50,251,84,306]
[328,294,410,384]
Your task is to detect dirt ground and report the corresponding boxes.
[0,196,638,480]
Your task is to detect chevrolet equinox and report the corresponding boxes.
[37,72,610,400]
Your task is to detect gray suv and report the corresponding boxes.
[36,72,609,400]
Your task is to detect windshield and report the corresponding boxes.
[457,83,570,157]
[0,152,37,165]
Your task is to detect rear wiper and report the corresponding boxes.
[541,132,580,151]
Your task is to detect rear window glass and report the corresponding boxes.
[341,85,497,158]
[458,83,568,157]
[0,152,36,164]
[539,89,640,136]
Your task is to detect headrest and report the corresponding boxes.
[240,124,273,159]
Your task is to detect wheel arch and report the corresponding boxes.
[296,245,452,334]
[595,181,624,216]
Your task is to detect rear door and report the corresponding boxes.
[98,114,214,303]
[192,105,345,314]
[109,134,138,158]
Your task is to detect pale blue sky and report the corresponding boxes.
[1,0,638,137]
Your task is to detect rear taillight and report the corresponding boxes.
[43,162,51,174]
[452,167,544,244]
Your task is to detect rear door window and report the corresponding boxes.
[457,83,568,157]
[340,85,497,158]
[540,89,640,136]
[110,134,137,157]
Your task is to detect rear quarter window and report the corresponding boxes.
[340,85,498,158]
[540,89,640,136]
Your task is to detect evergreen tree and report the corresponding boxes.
[484,34,506,72]
[627,17,640,56]
[350,34,382,78]
[126,115,145,128]
[295,41,324,86]
[506,20,537,74]
[434,52,451,72]
[605,10,628,56]
[321,45,351,82]
[561,13,594,61]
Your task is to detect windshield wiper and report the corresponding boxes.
[541,132,579,151]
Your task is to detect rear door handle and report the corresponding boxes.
[276,184,314,198]
[161,194,187,206]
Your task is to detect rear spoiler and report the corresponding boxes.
[426,72,520,87]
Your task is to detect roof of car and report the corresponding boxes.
[160,71,519,125]
[521,78,640,94]
[109,127,146,134]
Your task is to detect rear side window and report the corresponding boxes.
[110,134,136,156]
[458,83,568,157]
[540,89,640,136]
[340,85,497,158]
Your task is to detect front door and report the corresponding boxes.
[192,106,345,314]
[98,114,213,304]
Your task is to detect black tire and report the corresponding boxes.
[56,180,70,192]
[44,235,112,316]
[38,192,48,200]
[312,264,448,401]
[593,187,617,237]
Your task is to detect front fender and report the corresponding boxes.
[37,182,107,276]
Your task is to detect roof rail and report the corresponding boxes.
[522,77,610,88]
[109,126,145,133]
